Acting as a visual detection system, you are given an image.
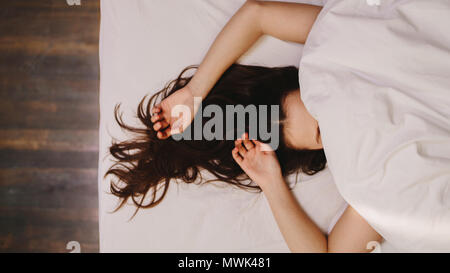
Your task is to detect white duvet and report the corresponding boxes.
[300,0,450,251]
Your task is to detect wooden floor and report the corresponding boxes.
[0,0,100,252]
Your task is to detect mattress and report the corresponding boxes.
[98,0,351,252]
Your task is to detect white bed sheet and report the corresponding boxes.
[98,0,349,252]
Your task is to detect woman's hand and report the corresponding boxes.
[151,1,321,140]
[232,133,284,190]
[151,84,200,139]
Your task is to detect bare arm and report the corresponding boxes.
[152,1,321,138]
[263,177,327,252]
[233,134,383,253]
[265,179,383,252]
[190,0,322,98]
[328,205,383,252]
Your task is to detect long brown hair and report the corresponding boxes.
[105,64,326,215]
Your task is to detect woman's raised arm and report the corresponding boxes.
[152,1,321,139]
[189,0,321,98]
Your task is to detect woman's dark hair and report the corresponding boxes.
[105,64,326,215]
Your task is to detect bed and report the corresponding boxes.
[98,0,450,252]
[98,0,351,252]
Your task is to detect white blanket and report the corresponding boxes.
[300,0,450,252]
[98,0,348,252]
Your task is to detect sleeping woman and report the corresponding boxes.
[106,1,383,252]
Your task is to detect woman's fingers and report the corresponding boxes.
[234,133,257,160]
[241,132,255,151]
[157,127,171,139]
[232,147,243,164]
[152,109,185,139]
[151,113,164,123]
[151,110,171,139]
[153,120,169,132]
[235,140,247,157]
[254,140,274,153]
[151,106,169,140]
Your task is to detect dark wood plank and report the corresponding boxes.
[0,168,98,208]
[0,149,98,169]
[0,100,99,130]
[0,207,98,253]
[0,0,101,252]
[0,75,98,102]
[0,129,98,151]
